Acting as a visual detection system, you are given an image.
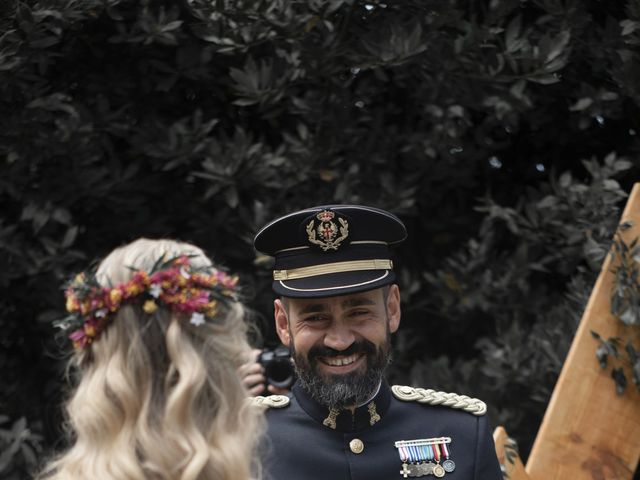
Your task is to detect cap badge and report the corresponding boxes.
[306,210,349,251]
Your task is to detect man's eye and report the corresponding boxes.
[304,315,328,322]
[350,309,369,317]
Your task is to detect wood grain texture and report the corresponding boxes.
[494,426,531,480]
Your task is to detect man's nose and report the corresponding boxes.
[323,323,355,352]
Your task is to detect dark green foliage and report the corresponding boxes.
[1,0,639,476]
[0,416,43,480]
[611,231,640,327]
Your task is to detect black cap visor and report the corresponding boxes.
[273,269,395,298]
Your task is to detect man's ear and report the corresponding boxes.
[386,284,401,333]
[274,299,291,346]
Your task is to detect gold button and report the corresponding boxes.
[349,438,364,454]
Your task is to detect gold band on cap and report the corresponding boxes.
[273,259,393,281]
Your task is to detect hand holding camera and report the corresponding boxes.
[240,346,295,396]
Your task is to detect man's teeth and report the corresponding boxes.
[324,354,360,366]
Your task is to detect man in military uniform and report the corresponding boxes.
[253,205,503,480]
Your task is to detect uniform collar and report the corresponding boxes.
[292,380,391,432]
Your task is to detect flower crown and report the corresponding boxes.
[55,255,239,350]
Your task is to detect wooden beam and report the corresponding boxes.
[494,426,531,480]
[526,183,640,479]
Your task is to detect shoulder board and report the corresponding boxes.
[250,394,290,409]
[391,385,487,416]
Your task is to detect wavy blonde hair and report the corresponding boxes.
[39,238,263,480]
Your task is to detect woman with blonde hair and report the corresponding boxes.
[39,238,263,480]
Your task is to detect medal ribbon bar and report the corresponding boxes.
[394,436,451,448]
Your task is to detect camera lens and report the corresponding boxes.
[265,359,294,389]
[260,346,295,390]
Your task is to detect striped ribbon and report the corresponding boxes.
[397,441,446,463]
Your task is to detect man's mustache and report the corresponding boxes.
[307,340,376,360]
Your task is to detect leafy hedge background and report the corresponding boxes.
[1,0,640,478]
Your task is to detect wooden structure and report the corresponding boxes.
[494,183,640,479]
[494,426,528,479]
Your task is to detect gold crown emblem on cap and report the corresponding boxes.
[317,210,335,222]
[306,210,349,251]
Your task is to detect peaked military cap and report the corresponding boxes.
[254,204,407,298]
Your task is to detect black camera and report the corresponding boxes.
[258,345,295,390]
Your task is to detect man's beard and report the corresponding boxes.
[291,333,392,409]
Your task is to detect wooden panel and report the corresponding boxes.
[494,426,531,480]
[526,183,640,479]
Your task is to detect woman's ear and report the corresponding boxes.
[386,284,401,333]
[274,299,291,346]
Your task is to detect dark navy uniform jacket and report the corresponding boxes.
[261,382,502,480]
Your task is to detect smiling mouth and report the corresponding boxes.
[318,353,364,367]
